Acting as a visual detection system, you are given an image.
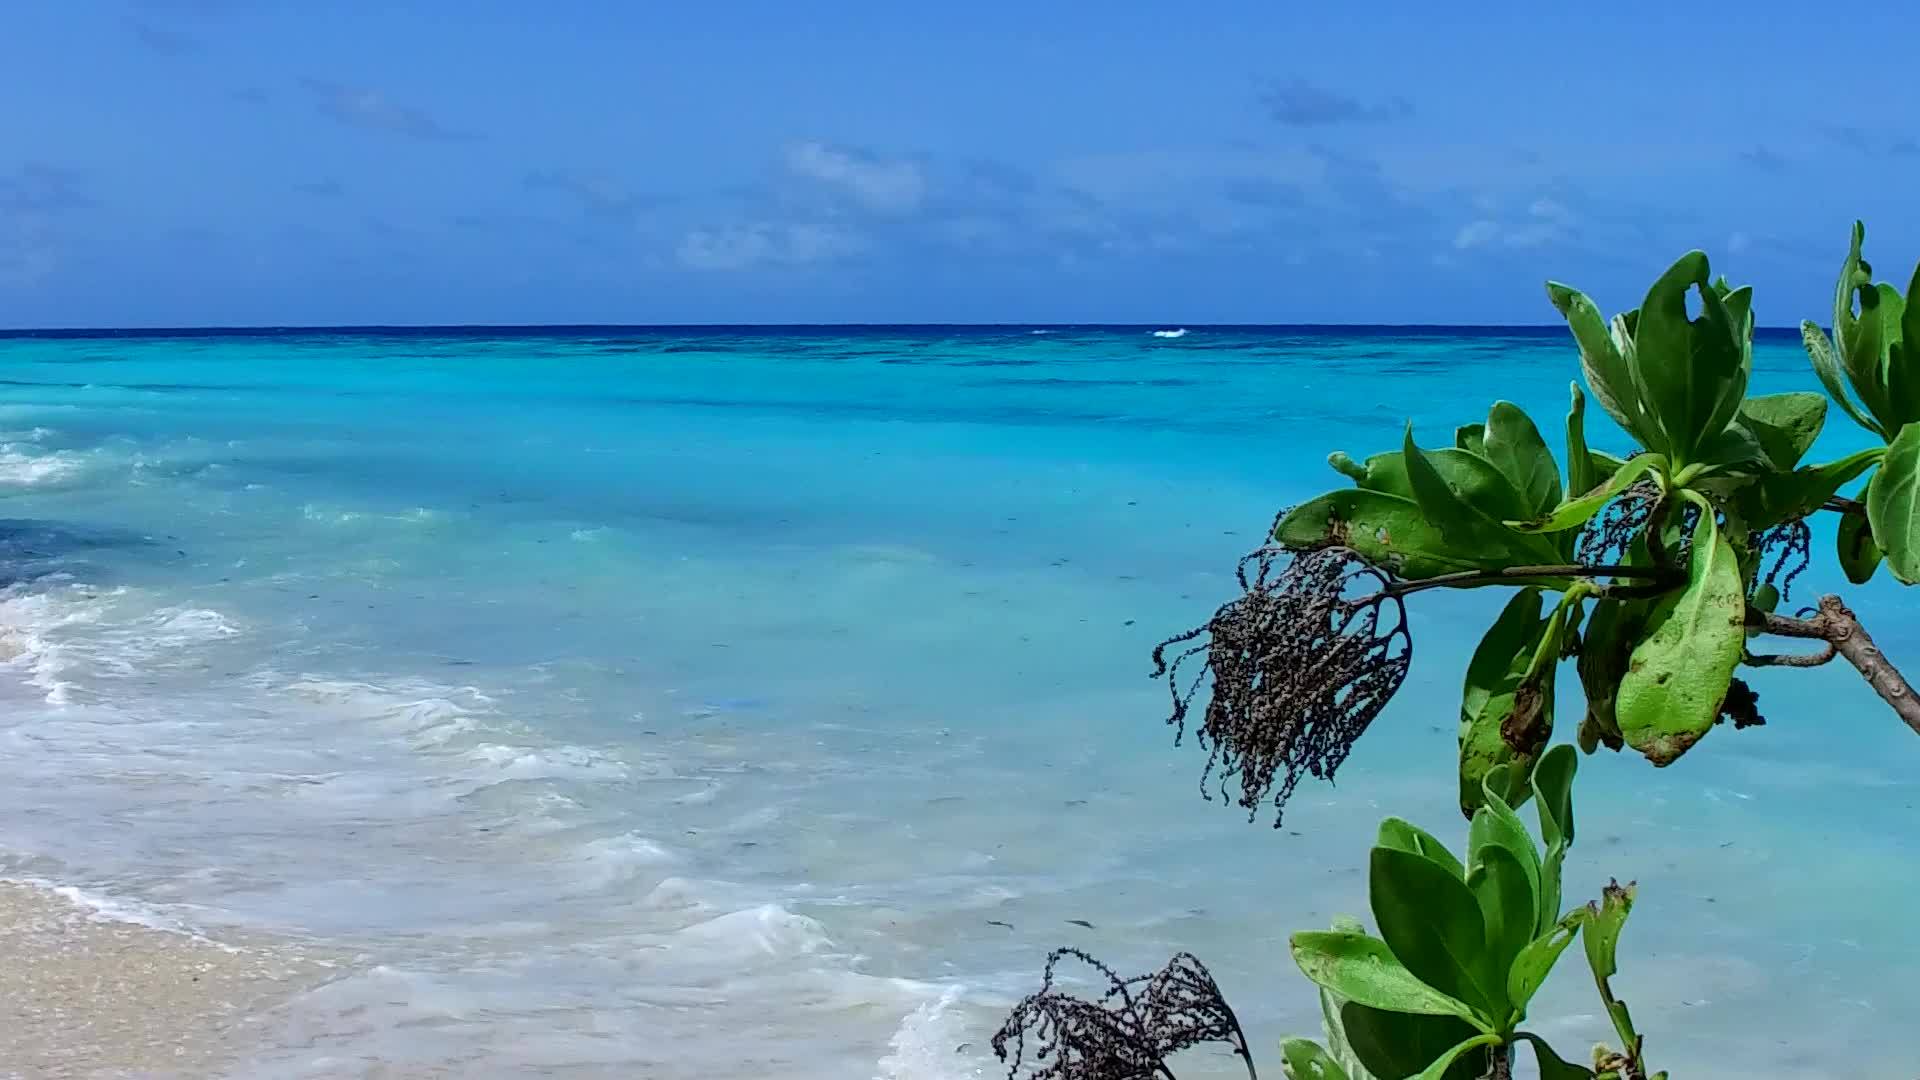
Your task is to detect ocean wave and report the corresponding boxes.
[0,444,90,490]
[0,584,114,704]
[154,607,242,641]
[571,832,677,887]
[666,903,832,965]
[465,742,634,781]
[300,503,447,528]
[0,875,217,940]
[1150,328,1189,339]
[0,585,253,704]
[876,987,992,1080]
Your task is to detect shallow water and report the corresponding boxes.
[1,326,1915,1077]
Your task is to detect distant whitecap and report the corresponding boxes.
[1150,328,1188,338]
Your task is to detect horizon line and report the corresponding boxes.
[0,320,1816,337]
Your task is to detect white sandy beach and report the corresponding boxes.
[0,882,331,1079]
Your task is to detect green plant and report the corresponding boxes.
[1281,748,1655,1080]
[993,750,1659,1079]
[1165,237,1919,825]
[996,228,1920,1079]
[1800,222,1920,583]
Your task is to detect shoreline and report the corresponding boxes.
[0,880,333,1079]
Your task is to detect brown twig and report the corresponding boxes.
[1753,595,1920,736]
[1822,495,1866,515]
[1377,563,1682,599]
[1744,644,1838,668]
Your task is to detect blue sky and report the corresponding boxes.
[3,1,1918,327]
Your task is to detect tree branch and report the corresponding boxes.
[1744,643,1837,668]
[1754,595,1920,736]
[1821,495,1866,516]
[1379,564,1682,599]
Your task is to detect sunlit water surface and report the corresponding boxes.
[1,326,1913,1077]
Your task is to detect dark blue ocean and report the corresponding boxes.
[2,326,1913,1077]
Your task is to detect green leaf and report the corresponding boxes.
[1530,744,1577,852]
[1688,423,1766,475]
[1565,385,1596,508]
[1830,223,1892,431]
[1546,282,1651,448]
[1508,454,1660,534]
[1378,818,1465,881]
[1575,595,1642,755]
[1467,789,1543,949]
[1628,251,1751,467]
[1483,402,1563,516]
[1590,449,1628,476]
[1580,882,1642,1058]
[1370,847,1499,1016]
[1736,392,1827,470]
[1318,990,1379,1080]
[1538,843,1566,940]
[1458,590,1549,816]
[1505,918,1578,1012]
[1290,931,1485,1023]
[1838,495,1882,585]
[1615,505,1744,765]
[1330,451,1371,483]
[1339,1004,1486,1080]
[1829,222,1920,438]
[1738,446,1883,531]
[1868,422,1920,584]
[1412,1035,1504,1080]
[1351,443,1538,523]
[1467,843,1535,1002]
[1275,490,1509,580]
[1457,423,1488,456]
[1892,259,1920,427]
[1517,1033,1596,1079]
[1803,319,1883,437]
[1282,1037,1354,1080]
[1403,427,1560,562]
[1530,746,1576,933]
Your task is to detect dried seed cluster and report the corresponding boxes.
[991,949,1253,1080]
[1152,542,1412,828]
[1753,519,1812,603]
[1577,479,1659,565]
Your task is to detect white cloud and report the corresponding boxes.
[676,223,864,271]
[1528,198,1572,222]
[1454,198,1572,250]
[785,142,926,215]
[1453,220,1501,249]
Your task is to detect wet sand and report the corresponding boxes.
[0,882,331,1079]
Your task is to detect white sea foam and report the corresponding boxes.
[0,875,220,942]
[667,903,831,964]
[875,987,991,1080]
[0,585,113,704]
[301,503,366,525]
[155,607,242,640]
[0,444,89,488]
[572,832,676,886]
[1150,328,1188,338]
[465,742,633,781]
